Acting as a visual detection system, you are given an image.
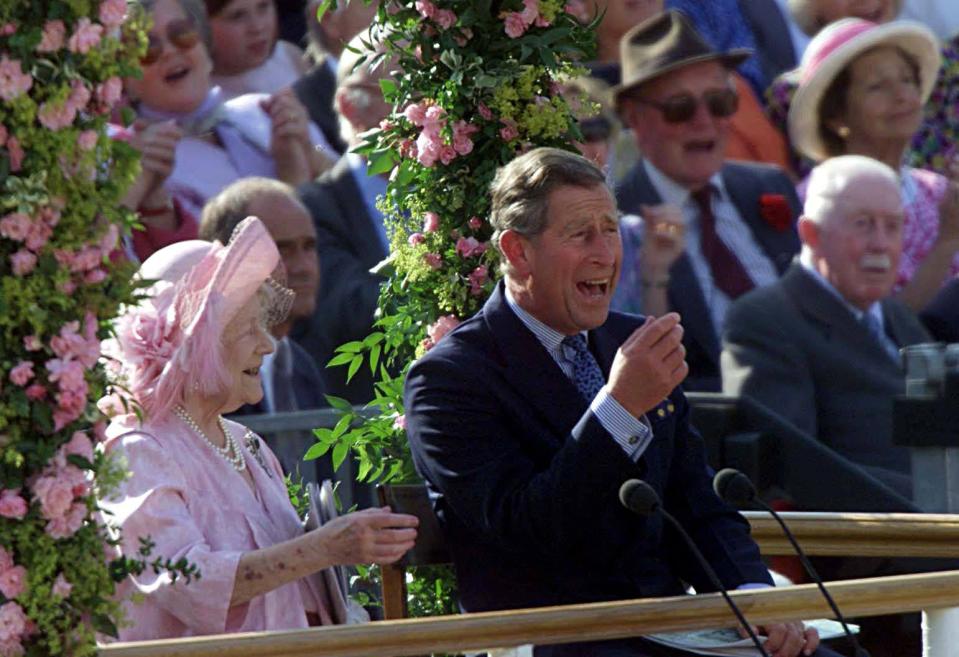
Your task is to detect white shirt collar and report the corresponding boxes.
[642,159,730,212]
[799,258,884,325]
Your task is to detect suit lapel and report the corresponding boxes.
[329,157,388,263]
[483,285,592,444]
[721,165,795,274]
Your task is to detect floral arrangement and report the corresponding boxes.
[0,3,194,655]
[311,0,596,615]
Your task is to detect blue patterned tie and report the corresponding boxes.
[562,334,605,401]
[861,312,900,364]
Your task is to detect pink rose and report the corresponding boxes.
[408,232,426,246]
[452,120,478,156]
[98,0,127,28]
[455,236,487,258]
[32,475,74,520]
[6,137,23,172]
[0,602,28,643]
[62,431,94,465]
[424,252,443,269]
[57,279,76,295]
[468,216,483,230]
[38,101,77,131]
[23,335,41,352]
[8,362,34,387]
[37,20,66,52]
[0,490,27,520]
[84,268,107,285]
[468,264,489,295]
[25,221,52,251]
[9,250,36,277]
[415,129,444,167]
[25,384,46,401]
[0,549,10,573]
[392,414,406,431]
[0,24,16,36]
[520,0,539,24]
[0,213,31,242]
[0,638,24,657]
[439,144,457,165]
[504,12,527,38]
[403,102,426,126]
[477,103,493,121]
[534,14,551,27]
[67,18,103,54]
[68,81,91,113]
[435,9,457,29]
[0,58,32,101]
[414,0,437,19]
[423,212,441,232]
[499,118,519,141]
[45,502,86,539]
[423,105,447,129]
[427,315,461,345]
[96,76,122,107]
[52,573,72,599]
[0,566,27,600]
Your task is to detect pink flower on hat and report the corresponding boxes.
[67,18,103,54]
[0,490,27,520]
[37,20,66,52]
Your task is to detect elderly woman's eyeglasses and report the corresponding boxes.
[141,18,200,66]
[635,88,739,124]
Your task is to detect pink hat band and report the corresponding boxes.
[800,19,878,85]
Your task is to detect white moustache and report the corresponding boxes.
[860,254,892,271]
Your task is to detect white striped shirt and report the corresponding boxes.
[643,160,779,338]
[504,288,652,461]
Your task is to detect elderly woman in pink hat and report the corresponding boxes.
[98,217,418,640]
[788,18,959,311]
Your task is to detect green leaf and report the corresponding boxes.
[324,395,353,413]
[92,613,119,638]
[313,0,334,23]
[303,441,332,460]
[346,354,363,382]
[331,414,353,438]
[369,343,381,374]
[363,332,385,346]
[327,351,356,367]
[367,148,398,176]
[379,77,397,98]
[332,441,351,470]
[336,340,365,354]
[67,454,95,470]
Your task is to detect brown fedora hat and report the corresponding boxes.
[614,10,751,103]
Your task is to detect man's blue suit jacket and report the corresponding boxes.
[404,283,771,613]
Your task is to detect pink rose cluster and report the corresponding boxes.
[99,0,128,29]
[0,490,27,520]
[468,264,489,296]
[503,0,550,38]
[0,57,32,102]
[403,102,479,168]
[30,431,95,539]
[414,0,457,30]
[0,600,31,657]
[0,547,27,601]
[422,314,461,351]
[67,18,103,54]
[0,123,23,172]
[43,314,102,431]
[38,80,92,131]
[53,223,119,291]
[36,20,66,52]
[0,205,64,277]
[455,236,488,260]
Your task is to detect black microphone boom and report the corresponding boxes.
[713,468,870,657]
[618,479,770,657]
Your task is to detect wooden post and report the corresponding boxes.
[380,563,408,620]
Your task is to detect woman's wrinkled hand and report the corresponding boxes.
[310,506,419,567]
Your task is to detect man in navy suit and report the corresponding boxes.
[612,11,801,391]
[405,148,827,657]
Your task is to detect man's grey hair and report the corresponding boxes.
[490,147,610,274]
[199,177,305,244]
[803,154,900,229]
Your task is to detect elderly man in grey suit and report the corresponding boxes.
[722,155,930,500]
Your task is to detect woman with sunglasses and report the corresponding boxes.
[99,217,418,640]
[119,0,336,261]
[789,18,959,311]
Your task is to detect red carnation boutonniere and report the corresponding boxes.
[759,194,793,233]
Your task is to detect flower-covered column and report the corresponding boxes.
[311,0,597,616]
[0,3,154,655]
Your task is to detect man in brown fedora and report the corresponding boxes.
[612,10,802,392]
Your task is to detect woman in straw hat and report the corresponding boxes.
[98,217,417,640]
[788,18,959,311]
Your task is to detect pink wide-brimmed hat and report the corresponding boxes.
[103,217,292,420]
[789,18,940,163]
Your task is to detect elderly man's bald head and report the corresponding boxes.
[803,155,902,228]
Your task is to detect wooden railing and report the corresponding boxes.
[99,570,959,657]
[747,511,959,558]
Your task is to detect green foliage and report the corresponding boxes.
[315,0,595,623]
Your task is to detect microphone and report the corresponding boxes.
[618,479,770,657]
[714,468,870,657]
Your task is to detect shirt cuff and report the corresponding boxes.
[590,386,652,461]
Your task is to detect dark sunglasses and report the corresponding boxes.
[141,17,200,66]
[636,88,739,124]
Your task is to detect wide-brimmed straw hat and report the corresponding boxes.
[103,216,292,420]
[614,10,751,105]
[789,18,940,163]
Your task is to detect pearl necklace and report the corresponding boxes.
[173,405,246,472]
